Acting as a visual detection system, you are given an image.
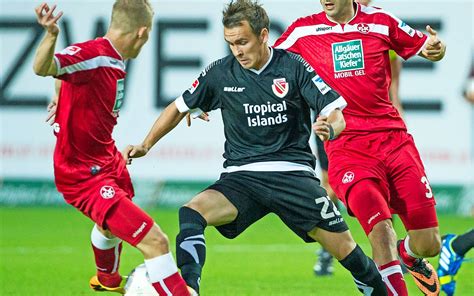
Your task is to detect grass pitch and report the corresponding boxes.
[0,207,472,295]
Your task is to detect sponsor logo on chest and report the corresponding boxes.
[332,40,365,73]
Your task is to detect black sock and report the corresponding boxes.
[452,229,474,257]
[176,206,207,293]
[339,245,388,296]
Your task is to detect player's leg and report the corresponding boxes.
[106,198,190,296]
[314,137,337,276]
[308,228,387,295]
[90,224,124,290]
[396,206,441,296]
[388,135,441,295]
[176,189,238,294]
[269,171,386,295]
[347,179,409,296]
[437,229,474,296]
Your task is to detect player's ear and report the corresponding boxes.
[260,28,269,44]
[137,26,149,39]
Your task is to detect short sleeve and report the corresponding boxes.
[54,44,95,84]
[295,55,347,116]
[386,15,428,60]
[178,61,222,113]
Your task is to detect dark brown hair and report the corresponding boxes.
[222,0,270,36]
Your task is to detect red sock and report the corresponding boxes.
[92,243,123,287]
[152,272,190,296]
[379,260,408,296]
[398,238,417,267]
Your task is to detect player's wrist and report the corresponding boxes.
[328,124,336,140]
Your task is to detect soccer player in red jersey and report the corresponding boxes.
[275,1,446,295]
[33,2,191,295]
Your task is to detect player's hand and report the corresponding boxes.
[421,25,446,61]
[35,3,63,35]
[313,116,331,141]
[122,144,149,165]
[186,111,209,127]
[45,96,58,125]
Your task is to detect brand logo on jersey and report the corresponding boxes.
[271,78,289,98]
[356,23,370,34]
[188,79,200,94]
[60,45,82,56]
[342,171,355,184]
[416,30,424,38]
[100,186,115,199]
[312,75,331,95]
[398,21,415,37]
[224,86,246,93]
[332,40,364,73]
[315,25,333,33]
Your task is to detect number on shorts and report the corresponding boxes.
[421,176,433,198]
[315,196,341,219]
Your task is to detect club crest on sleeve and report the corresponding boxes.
[271,78,289,98]
[100,186,115,199]
[60,45,82,56]
[188,79,200,94]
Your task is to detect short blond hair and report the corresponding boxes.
[110,0,154,32]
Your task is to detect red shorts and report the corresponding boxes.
[326,130,438,233]
[62,166,153,246]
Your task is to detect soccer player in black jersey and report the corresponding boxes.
[123,1,387,295]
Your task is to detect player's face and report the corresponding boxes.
[224,21,269,70]
[320,0,354,19]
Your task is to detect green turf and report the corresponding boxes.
[0,207,472,295]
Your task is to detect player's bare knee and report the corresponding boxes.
[137,225,170,256]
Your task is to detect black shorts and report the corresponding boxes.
[207,171,348,243]
[315,136,329,171]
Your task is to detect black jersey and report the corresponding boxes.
[175,48,346,169]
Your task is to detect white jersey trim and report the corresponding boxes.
[56,55,125,76]
[175,96,205,118]
[224,161,316,176]
[175,96,190,113]
[320,96,347,117]
[276,23,389,50]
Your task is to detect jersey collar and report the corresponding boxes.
[248,47,274,75]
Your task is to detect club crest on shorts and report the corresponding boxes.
[100,186,115,199]
[342,171,355,184]
[272,78,289,98]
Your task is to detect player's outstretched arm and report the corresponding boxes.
[419,25,446,62]
[122,101,187,164]
[313,108,345,141]
[32,3,63,76]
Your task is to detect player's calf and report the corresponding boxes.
[176,206,208,294]
[339,245,388,296]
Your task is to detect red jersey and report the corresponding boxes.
[275,3,428,134]
[53,37,127,192]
